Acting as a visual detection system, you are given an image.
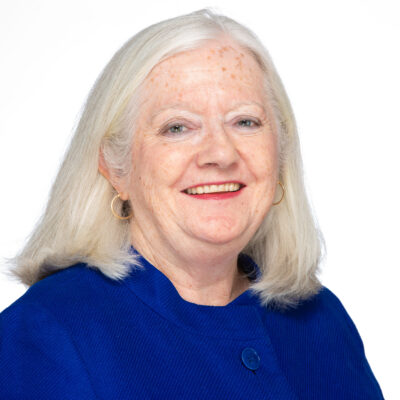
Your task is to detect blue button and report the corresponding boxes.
[241,347,260,371]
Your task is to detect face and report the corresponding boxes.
[123,40,279,260]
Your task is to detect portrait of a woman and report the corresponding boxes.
[0,9,384,399]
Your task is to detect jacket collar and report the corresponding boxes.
[122,247,266,339]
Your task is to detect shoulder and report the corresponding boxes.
[263,286,385,398]
[0,262,136,348]
[0,262,120,341]
[282,285,359,323]
[305,286,362,331]
[265,286,366,353]
[2,263,120,317]
[307,286,363,341]
[318,286,367,350]
[0,265,102,398]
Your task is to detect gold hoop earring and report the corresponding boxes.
[111,193,133,220]
[272,181,285,206]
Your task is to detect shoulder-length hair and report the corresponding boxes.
[11,9,324,309]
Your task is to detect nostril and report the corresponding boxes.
[197,148,240,169]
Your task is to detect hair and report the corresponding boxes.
[10,9,324,310]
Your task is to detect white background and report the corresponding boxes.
[0,0,398,398]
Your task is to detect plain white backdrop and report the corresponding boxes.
[0,0,398,398]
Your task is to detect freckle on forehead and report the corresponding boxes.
[143,41,264,111]
[235,58,243,69]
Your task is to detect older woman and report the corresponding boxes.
[0,9,383,400]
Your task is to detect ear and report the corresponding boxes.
[98,148,130,201]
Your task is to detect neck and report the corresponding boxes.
[131,229,250,306]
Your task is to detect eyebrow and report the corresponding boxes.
[149,101,267,123]
[149,103,195,123]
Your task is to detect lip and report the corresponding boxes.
[181,180,246,200]
[182,180,245,191]
[183,190,244,200]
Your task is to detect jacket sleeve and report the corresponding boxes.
[323,287,385,399]
[0,298,97,400]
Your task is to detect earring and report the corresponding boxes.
[272,181,285,206]
[111,193,133,220]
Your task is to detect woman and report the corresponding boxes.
[0,9,384,399]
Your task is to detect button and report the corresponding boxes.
[241,347,260,371]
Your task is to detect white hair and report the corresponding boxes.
[10,9,324,309]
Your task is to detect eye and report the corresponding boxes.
[167,124,186,134]
[159,121,189,137]
[236,119,260,128]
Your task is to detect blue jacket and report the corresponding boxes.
[0,251,384,399]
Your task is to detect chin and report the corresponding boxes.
[194,227,247,247]
[184,216,251,246]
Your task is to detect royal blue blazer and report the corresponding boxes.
[0,250,384,399]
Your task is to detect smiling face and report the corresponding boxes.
[123,40,279,262]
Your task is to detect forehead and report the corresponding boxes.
[140,40,267,112]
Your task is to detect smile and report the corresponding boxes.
[183,182,244,195]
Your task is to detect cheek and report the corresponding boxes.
[241,136,278,181]
[133,141,192,191]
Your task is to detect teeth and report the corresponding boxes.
[186,183,241,194]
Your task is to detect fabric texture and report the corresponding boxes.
[0,249,384,399]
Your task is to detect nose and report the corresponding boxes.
[196,124,240,169]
